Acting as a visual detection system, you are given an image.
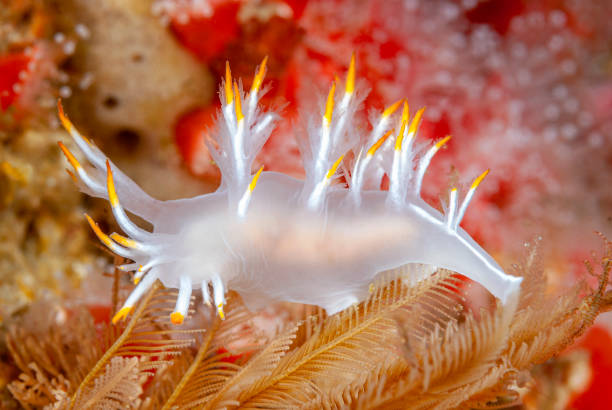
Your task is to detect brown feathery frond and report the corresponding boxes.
[349,237,611,409]
[6,307,102,408]
[140,349,194,409]
[456,237,612,409]
[6,238,611,409]
[352,280,517,408]
[202,323,300,409]
[237,269,462,409]
[507,236,611,369]
[68,281,200,408]
[160,295,260,409]
[6,280,201,409]
[66,357,146,409]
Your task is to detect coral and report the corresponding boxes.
[2,237,611,408]
[0,0,79,129]
[5,280,200,408]
[47,0,215,201]
[0,127,100,321]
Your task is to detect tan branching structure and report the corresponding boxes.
[5,237,612,409]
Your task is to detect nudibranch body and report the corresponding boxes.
[58,56,522,324]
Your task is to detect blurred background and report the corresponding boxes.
[0,0,611,407]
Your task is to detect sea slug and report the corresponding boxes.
[58,56,522,325]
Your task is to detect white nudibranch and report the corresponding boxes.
[58,55,522,325]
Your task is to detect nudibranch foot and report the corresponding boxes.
[59,56,522,324]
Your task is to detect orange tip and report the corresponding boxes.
[106,160,119,207]
[367,129,393,157]
[382,99,403,118]
[110,233,137,249]
[58,141,81,171]
[234,82,244,121]
[57,100,73,132]
[471,169,490,189]
[65,169,78,184]
[345,52,356,94]
[249,165,264,192]
[57,100,91,145]
[408,107,426,135]
[324,81,336,125]
[251,55,268,94]
[217,304,225,320]
[133,276,141,285]
[225,61,233,105]
[85,214,113,247]
[112,306,133,325]
[394,120,408,152]
[326,153,345,180]
[435,135,452,149]
[170,312,184,325]
[401,101,409,124]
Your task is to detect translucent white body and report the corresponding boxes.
[83,170,520,314]
[59,58,522,322]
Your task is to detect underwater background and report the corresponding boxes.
[1,0,611,408]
